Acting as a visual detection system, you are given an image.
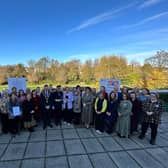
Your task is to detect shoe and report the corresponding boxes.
[63,121,67,125]
[138,135,145,139]
[86,124,89,129]
[150,139,156,145]
[67,123,71,126]
[96,130,102,134]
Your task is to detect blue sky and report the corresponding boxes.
[0,0,168,65]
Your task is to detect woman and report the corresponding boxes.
[82,87,93,128]
[94,92,107,134]
[130,92,141,134]
[0,91,10,133]
[137,88,150,124]
[9,93,21,135]
[18,89,26,106]
[73,90,81,125]
[116,93,132,138]
[104,91,118,134]
[63,87,74,125]
[32,90,41,124]
[139,93,163,145]
[22,93,36,132]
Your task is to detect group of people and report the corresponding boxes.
[0,85,163,145]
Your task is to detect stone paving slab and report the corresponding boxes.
[11,132,30,143]
[76,128,95,138]
[0,160,21,168]
[98,137,123,151]
[24,142,45,159]
[109,151,141,168]
[46,141,65,157]
[47,130,62,141]
[62,129,79,139]
[128,149,164,168]
[1,143,26,161]
[89,153,117,168]
[114,136,141,150]
[21,158,44,168]
[29,131,46,142]
[46,156,68,168]
[68,155,93,168]
[0,134,11,144]
[0,144,7,157]
[146,148,168,168]
[65,139,86,155]
[81,138,105,153]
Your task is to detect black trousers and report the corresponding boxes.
[141,122,158,140]
[0,113,9,133]
[53,108,62,125]
[9,117,19,134]
[95,113,105,132]
[73,112,81,125]
[63,108,72,123]
[42,109,51,128]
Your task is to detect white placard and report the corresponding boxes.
[12,106,21,116]
[8,77,26,93]
[100,79,121,94]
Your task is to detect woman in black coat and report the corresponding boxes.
[104,91,118,134]
[22,93,36,132]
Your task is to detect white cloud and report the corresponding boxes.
[139,0,162,9]
[67,2,137,33]
[121,11,168,29]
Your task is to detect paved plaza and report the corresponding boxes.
[0,112,168,168]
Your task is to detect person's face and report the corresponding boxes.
[65,87,69,92]
[32,91,36,97]
[142,89,148,95]
[36,87,40,92]
[20,90,24,95]
[123,94,127,100]
[27,94,31,100]
[111,93,115,99]
[44,86,48,91]
[12,88,16,92]
[4,93,8,98]
[57,87,61,91]
[123,87,127,93]
[99,93,104,99]
[100,86,105,92]
[86,88,90,94]
[151,94,157,101]
[130,93,136,99]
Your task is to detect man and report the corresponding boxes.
[52,85,63,126]
[40,84,53,129]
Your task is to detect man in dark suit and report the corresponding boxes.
[40,84,53,129]
[52,85,63,126]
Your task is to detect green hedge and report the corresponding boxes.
[159,92,168,112]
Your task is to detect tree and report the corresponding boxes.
[145,50,168,69]
[81,60,94,83]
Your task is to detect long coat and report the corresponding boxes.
[82,93,93,125]
[142,100,163,125]
[40,90,53,112]
[22,99,35,122]
[73,95,81,113]
[116,100,132,137]
[130,99,141,132]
